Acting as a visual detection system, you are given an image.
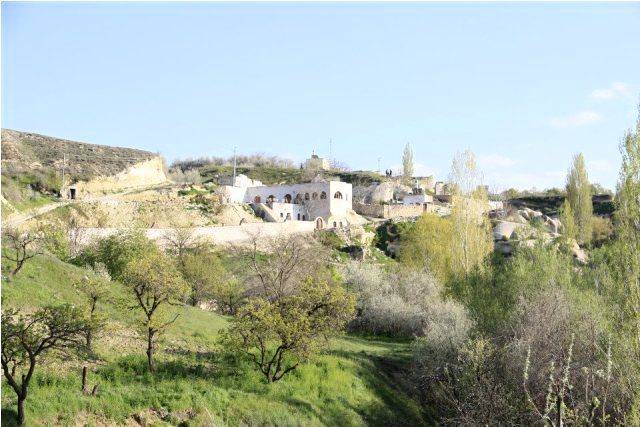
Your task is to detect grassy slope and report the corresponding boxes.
[1,253,427,426]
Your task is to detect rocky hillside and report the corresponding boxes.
[1,129,159,182]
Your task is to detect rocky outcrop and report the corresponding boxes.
[492,207,586,263]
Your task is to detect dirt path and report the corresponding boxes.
[3,184,170,229]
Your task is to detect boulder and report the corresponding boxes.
[493,221,520,240]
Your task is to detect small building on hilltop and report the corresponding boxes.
[304,152,330,171]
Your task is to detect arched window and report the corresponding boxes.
[302,215,306,220]
[320,191,327,199]
[334,191,343,199]
[304,193,310,200]
[280,212,284,218]
[284,194,292,203]
[333,221,337,228]
[312,192,318,200]
[267,195,276,203]
[297,213,300,220]
[254,195,261,203]
[295,194,302,203]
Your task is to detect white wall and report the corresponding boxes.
[77,222,317,248]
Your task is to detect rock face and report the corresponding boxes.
[353,181,411,204]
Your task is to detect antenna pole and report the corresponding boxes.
[232,146,237,184]
[62,153,66,187]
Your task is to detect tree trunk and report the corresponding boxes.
[81,366,88,394]
[17,395,25,426]
[146,328,156,373]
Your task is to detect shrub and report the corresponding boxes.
[591,215,613,246]
[342,262,471,339]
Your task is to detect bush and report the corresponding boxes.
[591,215,613,246]
[342,262,471,339]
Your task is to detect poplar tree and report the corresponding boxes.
[614,107,640,342]
[566,153,593,245]
[402,143,414,184]
[449,150,493,276]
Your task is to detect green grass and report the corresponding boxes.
[2,252,427,426]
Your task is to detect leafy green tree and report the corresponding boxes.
[399,213,454,283]
[1,305,88,426]
[402,143,414,184]
[566,153,593,245]
[91,231,157,280]
[227,278,355,382]
[121,251,190,372]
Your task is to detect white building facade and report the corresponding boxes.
[216,175,353,229]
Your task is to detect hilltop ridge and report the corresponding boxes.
[1,128,159,182]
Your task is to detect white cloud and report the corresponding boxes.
[478,154,516,168]
[587,159,614,173]
[590,82,632,100]
[550,111,602,128]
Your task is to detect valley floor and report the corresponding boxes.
[1,254,427,426]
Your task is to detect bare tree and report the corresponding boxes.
[2,227,42,278]
[162,227,205,266]
[231,233,330,300]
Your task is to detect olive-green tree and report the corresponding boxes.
[1,305,88,426]
[121,251,190,372]
[566,153,593,245]
[227,278,355,382]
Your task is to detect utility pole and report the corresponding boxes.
[61,153,67,186]
[232,146,237,184]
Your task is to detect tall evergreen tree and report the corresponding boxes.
[566,153,593,245]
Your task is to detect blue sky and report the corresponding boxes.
[2,2,639,191]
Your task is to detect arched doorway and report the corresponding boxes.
[334,191,343,199]
[284,194,292,203]
[320,191,327,199]
[315,217,324,230]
